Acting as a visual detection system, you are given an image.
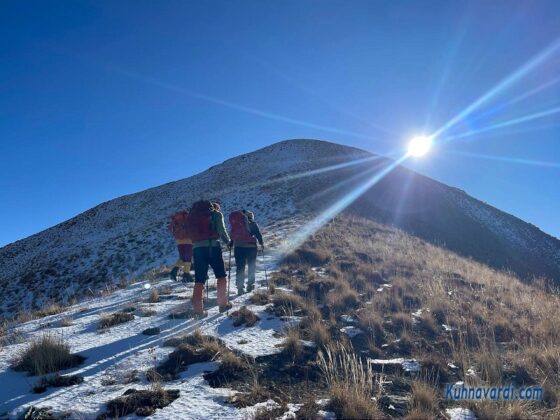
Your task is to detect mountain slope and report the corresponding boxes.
[1,213,558,419]
[1,139,559,318]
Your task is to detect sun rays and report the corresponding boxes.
[283,35,560,252]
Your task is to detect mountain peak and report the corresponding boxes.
[1,139,559,317]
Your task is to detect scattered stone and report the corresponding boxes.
[142,327,161,336]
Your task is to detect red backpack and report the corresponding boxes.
[169,210,190,240]
[229,211,256,243]
[186,200,219,242]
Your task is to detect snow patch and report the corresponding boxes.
[340,326,364,338]
[446,407,477,420]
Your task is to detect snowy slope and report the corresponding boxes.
[1,139,559,318]
[0,140,369,317]
[0,222,304,419]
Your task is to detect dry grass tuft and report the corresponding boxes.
[99,312,134,330]
[389,312,414,334]
[318,343,382,419]
[152,332,226,380]
[33,373,84,393]
[326,281,360,313]
[136,307,157,317]
[271,292,306,316]
[250,291,270,305]
[230,306,260,327]
[103,387,180,417]
[163,329,206,348]
[281,327,303,362]
[12,334,84,376]
[282,247,331,266]
[148,289,160,303]
[60,317,74,327]
[308,319,331,350]
[407,381,437,417]
[34,302,66,319]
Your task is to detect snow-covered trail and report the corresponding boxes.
[0,222,300,419]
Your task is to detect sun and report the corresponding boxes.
[407,135,433,157]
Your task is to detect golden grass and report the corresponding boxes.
[99,311,135,330]
[12,333,84,375]
[318,342,382,419]
[278,214,560,418]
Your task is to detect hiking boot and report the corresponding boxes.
[169,266,179,281]
[247,284,255,293]
[237,288,245,296]
[219,303,233,313]
[217,277,229,308]
[192,283,205,315]
[182,272,194,283]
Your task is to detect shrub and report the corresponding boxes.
[12,334,85,376]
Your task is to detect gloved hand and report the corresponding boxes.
[229,240,234,249]
[260,243,265,252]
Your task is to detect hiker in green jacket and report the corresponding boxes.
[186,200,232,315]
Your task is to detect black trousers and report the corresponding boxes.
[193,245,226,284]
[234,246,257,289]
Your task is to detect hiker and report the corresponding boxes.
[229,210,264,295]
[186,200,232,315]
[168,210,193,282]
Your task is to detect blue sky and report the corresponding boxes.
[1,0,559,246]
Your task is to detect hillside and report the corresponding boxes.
[1,139,559,319]
[1,214,558,419]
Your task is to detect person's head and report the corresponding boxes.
[246,211,255,221]
[212,202,221,212]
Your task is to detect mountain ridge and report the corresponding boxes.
[1,139,559,318]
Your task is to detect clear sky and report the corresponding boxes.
[1,0,559,247]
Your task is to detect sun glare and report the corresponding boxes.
[407,135,433,157]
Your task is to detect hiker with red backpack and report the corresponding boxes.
[186,200,232,315]
[229,210,264,295]
[168,210,193,282]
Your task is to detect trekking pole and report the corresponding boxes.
[261,246,268,289]
[228,246,232,298]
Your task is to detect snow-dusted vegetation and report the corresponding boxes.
[1,140,560,418]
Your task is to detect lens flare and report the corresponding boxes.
[407,136,433,157]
